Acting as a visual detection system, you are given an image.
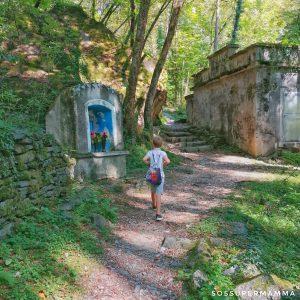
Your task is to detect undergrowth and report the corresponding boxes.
[181,176,300,299]
[163,107,187,124]
[279,150,300,166]
[0,184,117,300]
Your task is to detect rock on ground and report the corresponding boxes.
[0,223,14,240]
[193,270,208,289]
[234,274,295,300]
[162,236,194,250]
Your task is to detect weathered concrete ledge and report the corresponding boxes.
[74,151,129,180]
[75,151,129,159]
[193,43,300,89]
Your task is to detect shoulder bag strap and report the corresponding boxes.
[152,152,161,167]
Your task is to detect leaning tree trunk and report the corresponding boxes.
[91,0,96,20]
[144,0,185,133]
[213,0,220,51]
[123,0,151,138]
[231,0,243,44]
[34,0,42,8]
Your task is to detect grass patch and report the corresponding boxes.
[182,177,300,299]
[163,107,187,123]
[0,184,117,300]
[126,142,149,175]
[279,150,300,166]
[215,143,245,154]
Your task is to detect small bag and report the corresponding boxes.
[146,153,162,186]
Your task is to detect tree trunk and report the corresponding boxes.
[144,0,185,133]
[152,89,167,122]
[213,0,220,51]
[231,0,243,44]
[129,0,136,47]
[180,60,185,103]
[184,71,190,97]
[34,0,42,8]
[123,0,151,138]
[91,0,96,19]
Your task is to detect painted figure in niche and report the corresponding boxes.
[89,109,112,152]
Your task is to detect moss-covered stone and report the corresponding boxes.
[0,186,17,200]
[17,151,35,166]
[17,171,32,181]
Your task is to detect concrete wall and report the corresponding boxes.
[187,44,300,156]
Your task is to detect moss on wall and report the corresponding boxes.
[0,129,72,222]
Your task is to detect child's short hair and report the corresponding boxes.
[153,135,163,148]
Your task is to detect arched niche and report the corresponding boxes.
[46,83,128,181]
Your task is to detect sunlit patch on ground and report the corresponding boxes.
[164,211,199,224]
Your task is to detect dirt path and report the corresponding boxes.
[80,151,283,300]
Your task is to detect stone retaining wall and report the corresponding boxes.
[0,130,73,230]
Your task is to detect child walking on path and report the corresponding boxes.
[143,136,170,221]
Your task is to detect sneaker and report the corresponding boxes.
[156,214,163,221]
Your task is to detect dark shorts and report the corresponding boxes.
[150,177,165,195]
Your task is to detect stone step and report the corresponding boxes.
[177,141,207,147]
[165,131,192,137]
[188,128,204,135]
[163,125,191,132]
[164,136,198,143]
[181,145,212,153]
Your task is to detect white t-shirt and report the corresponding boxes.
[146,148,167,178]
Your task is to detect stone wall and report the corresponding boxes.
[0,129,73,231]
[187,44,300,156]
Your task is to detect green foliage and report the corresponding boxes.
[183,176,300,298]
[190,216,221,236]
[165,149,185,168]
[215,143,244,154]
[0,118,14,153]
[281,8,300,45]
[0,0,127,130]
[126,142,149,174]
[0,185,117,300]
[0,271,15,286]
[156,25,165,52]
[163,107,187,123]
[280,150,300,166]
[73,189,118,225]
[0,86,22,116]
